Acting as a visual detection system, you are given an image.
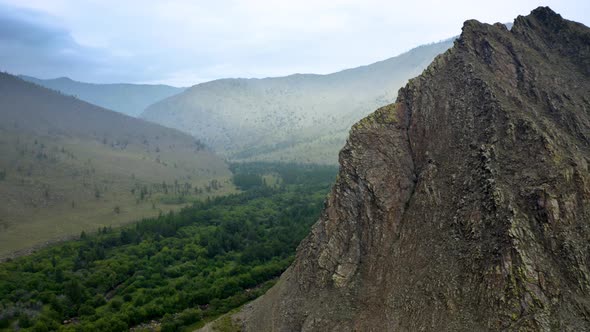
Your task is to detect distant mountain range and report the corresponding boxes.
[141,38,455,164]
[17,38,458,164]
[19,75,185,117]
[0,72,230,258]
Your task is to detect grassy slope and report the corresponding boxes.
[0,73,233,258]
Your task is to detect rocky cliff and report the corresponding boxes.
[238,7,590,331]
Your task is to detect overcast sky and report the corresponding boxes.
[0,0,588,86]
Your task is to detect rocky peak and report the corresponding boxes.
[236,7,590,331]
[518,6,565,31]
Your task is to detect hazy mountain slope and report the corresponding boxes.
[235,7,590,331]
[0,73,231,258]
[142,39,454,164]
[19,75,184,117]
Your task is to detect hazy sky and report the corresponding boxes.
[0,0,588,86]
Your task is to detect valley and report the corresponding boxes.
[0,3,588,332]
[0,163,337,331]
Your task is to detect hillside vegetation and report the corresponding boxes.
[0,72,231,259]
[20,76,184,117]
[0,163,337,332]
[142,40,454,164]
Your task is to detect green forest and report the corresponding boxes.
[0,163,337,332]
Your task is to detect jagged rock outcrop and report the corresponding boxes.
[237,7,590,331]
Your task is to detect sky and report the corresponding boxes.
[0,0,588,87]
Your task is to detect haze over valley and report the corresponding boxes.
[142,40,454,164]
[19,75,185,117]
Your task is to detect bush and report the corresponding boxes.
[31,321,49,332]
[178,308,202,325]
[160,314,178,332]
[19,314,32,328]
[31,316,60,332]
[91,295,107,307]
[79,303,95,316]
[110,298,123,311]
[232,173,263,190]
[94,317,128,332]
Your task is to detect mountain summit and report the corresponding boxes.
[234,7,590,331]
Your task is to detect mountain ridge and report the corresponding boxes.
[18,75,185,117]
[232,6,590,331]
[141,39,455,164]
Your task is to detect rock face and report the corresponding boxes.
[241,7,590,331]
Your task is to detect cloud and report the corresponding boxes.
[0,6,158,84]
[0,5,171,83]
[0,0,588,86]
[0,7,97,74]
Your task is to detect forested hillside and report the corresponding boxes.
[0,163,337,331]
[142,39,454,164]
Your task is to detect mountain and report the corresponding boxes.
[19,75,184,117]
[141,39,454,164]
[229,7,590,331]
[0,73,231,258]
